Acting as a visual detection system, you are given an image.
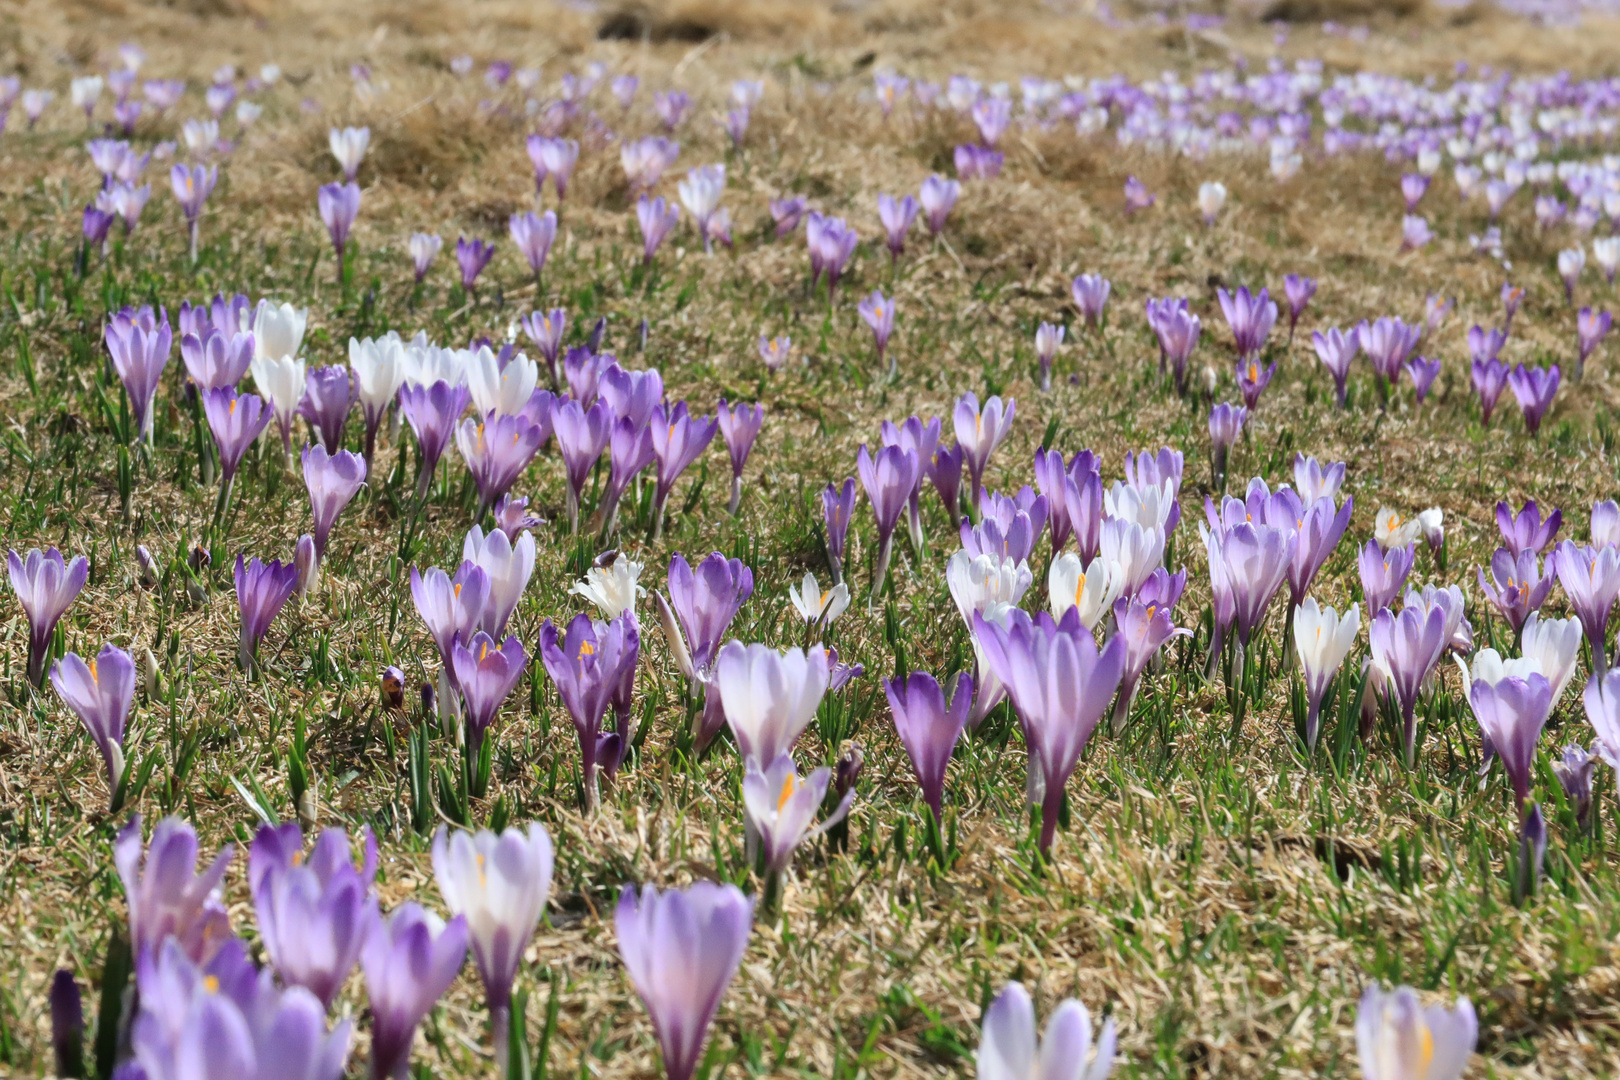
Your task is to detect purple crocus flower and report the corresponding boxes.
[114,814,233,963]
[885,670,972,823]
[1220,522,1298,649]
[770,196,807,238]
[1033,448,1094,556]
[824,477,856,584]
[9,547,89,688]
[597,416,654,539]
[1035,322,1064,391]
[455,412,546,517]
[1497,500,1561,557]
[859,290,896,373]
[1358,316,1422,386]
[1071,274,1111,328]
[858,443,921,604]
[399,380,470,499]
[297,364,355,454]
[521,308,568,387]
[235,553,298,671]
[807,212,859,298]
[302,444,366,575]
[665,552,754,680]
[509,210,558,281]
[1109,582,1190,734]
[182,328,254,390]
[455,236,496,291]
[877,193,918,261]
[880,416,940,552]
[1554,744,1596,829]
[539,613,637,811]
[973,607,1126,853]
[105,305,173,444]
[924,441,965,522]
[1503,281,1525,328]
[564,346,610,407]
[1287,494,1354,607]
[410,562,489,673]
[1359,539,1416,613]
[1472,359,1510,425]
[1401,172,1429,211]
[1552,540,1620,668]
[1406,356,1441,403]
[410,232,442,282]
[616,882,753,1080]
[954,392,1014,506]
[717,399,763,515]
[1370,604,1447,765]
[203,387,272,488]
[169,163,217,260]
[1400,214,1434,251]
[1217,286,1277,360]
[1235,357,1276,410]
[493,495,543,541]
[82,204,114,249]
[363,903,468,1080]
[50,642,134,801]
[654,89,690,129]
[1477,547,1552,640]
[552,398,614,532]
[650,402,718,539]
[535,137,579,199]
[919,174,960,235]
[1577,307,1612,380]
[450,632,527,753]
[318,181,361,266]
[1508,364,1560,435]
[637,195,680,264]
[1312,326,1359,407]
[1468,324,1507,365]
[1124,174,1155,213]
[600,364,664,430]
[1283,274,1316,337]
[250,823,379,1009]
[1207,402,1247,486]
[1469,669,1553,809]
[1147,297,1202,393]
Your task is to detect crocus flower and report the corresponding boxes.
[409,232,442,282]
[949,550,1035,634]
[858,443,921,603]
[919,174,960,235]
[1293,598,1360,751]
[521,308,568,386]
[1294,455,1345,505]
[456,236,496,292]
[1560,246,1586,302]
[616,882,753,1080]
[1311,326,1359,407]
[1286,494,1354,608]
[768,197,809,239]
[714,641,829,768]
[1576,307,1612,380]
[455,412,546,516]
[399,380,471,498]
[1355,985,1476,1080]
[637,195,680,264]
[297,364,355,454]
[1370,604,1447,765]
[105,306,173,444]
[1477,548,1553,638]
[1035,322,1064,392]
[974,607,1125,852]
[1071,274,1111,327]
[506,211,558,284]
[570,551,645,622]
[169,163,216,259]
[1148,298,1202,393]
[1110,587,1190,733]
[1220,522,1297,649]
[450,632,527,754]
[250,823,379,1009]
[1554,745,1596,829]
[954,393,1014,506]
[411,562,489,674]
[674,164,726,253]
[318,181,361,265]
[348,334,406,467]
[806,212,859,297]
[466,345,539,419]
[363,903,468,1080]
[1508,364,1560,435]
[1208,402,1247,487]
[535,137,579,199]
[114,814,232,963]
[664,552,753,679]
[649,402,718,539]
[1359,539,1415,614]
[1047,552,1122,631]
[540,614,637,809]
[303,444,366,572]
[1461,652,1553,808]
[885,671,972,822]
[82,204,114,248]
[461,526,535,640]
[1519,612,1582,709]
[978,981,1116,1080]
[877,193,918,261]
[717,399,763,514]
[1197,180,1227,224]
[182,328,254,390]
[548,398,611,532]
[1498,500,1561,556]
[1284,274,1316,337]
[9,547,89,688]
[1406,355,1441,403]
[1217,286,1276,360]
[742,753,854,878]
[329,126,369,180]
[1122,173,1156,213]
[1359,316,1421,386]
[235,554,298,671]
[788,571,850,630]
[50,642,135,800]
[433,823,553,1060]
[1235,357,1276,409]
[824,477,856,583]
[203,387,271,488]
[859,290,897,373]
[1471,359,1510,425]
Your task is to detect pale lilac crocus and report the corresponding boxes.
[770,196,807,238]
[302,444,366,585]
[1109,579,1190,734]
[877,193,918,262]
[1221,522,1298,651]
[884,670,972,822]
[973,607,1126,853]
[743,753,854,881]
[1235,357,1276,410]
[235,554,298,671]
[1552,540,1620,667]
[399,380,471,498]
[806,212,858,297]
[169,163,217,260]
[463,526,536,640]
[50,642,135,801]
[1217,286,1276,360]
[1208,402,1247,488]
[1312,326,1359,407]
[182,327,254,390]
[1407,356,1441,403]
[410,562,490,672]
[1287,494,1354,608]
[859,290,897,374]
[919,174,959,235]
[535,137,579,199]
[318,181,361,270]
[297,364,355,454]
[717,399,763,514]
[540,614,638,810]
[1294,455,1345,505]
[954,392,1014,506]
[1508,364,1560,435]
[552,398,614,532]
[1401,215,1434,251]
[662,552,754,685]
[362,903,468,1080]
[1071,274,1111,328]
[1472,356,1511,425]
[615,883,753,1080]
[714,641,829,768]
[1359,539,1415,614]
[1035,322,1064,391]
[1577,307,1612,380]
[114,814,232,964]
[858,443,921,604]
[1150,298,1202,394]
[650,402,718,539]
[1124,174,1155,213]
[450,632,527,754]
[509,211,558,283]
[433,823,553,1064]
[1284,274,1316,338]
[455,412,546,517]
[637,195,680,264]
[9,547,89,688]
[1358,316,1421,387]
[203,387,271,491]
[824,477,856,584]
[1478,548,1553,639]
[409,233,442,282]
[1355,985,1477,1080]
[1498,500,1561,557]
[250,823,379,1009]
[521,308,568,387]
[978,981,1116,1080]
[1370,604,1448,765]
[105,306,173,444]
[1464,657,1553,809]
[456,237,496,293]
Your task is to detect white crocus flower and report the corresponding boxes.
[329,126,371,180]
[1047,552,1125,631]
[1373,507,1423,550]
[466,345,538,417]
[570,554,645,621]
[946,550,1032,632]
[789,571,850,628]
[1518,611,1581,708]
[252,300,309,363]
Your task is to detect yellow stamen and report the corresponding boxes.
[777,772,797,811]
[204,975,219,993]
[1074,572,1087,607]
[579,640,595,657]
[88,657,98,684]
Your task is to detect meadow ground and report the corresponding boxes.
[4,0,1620,1077]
